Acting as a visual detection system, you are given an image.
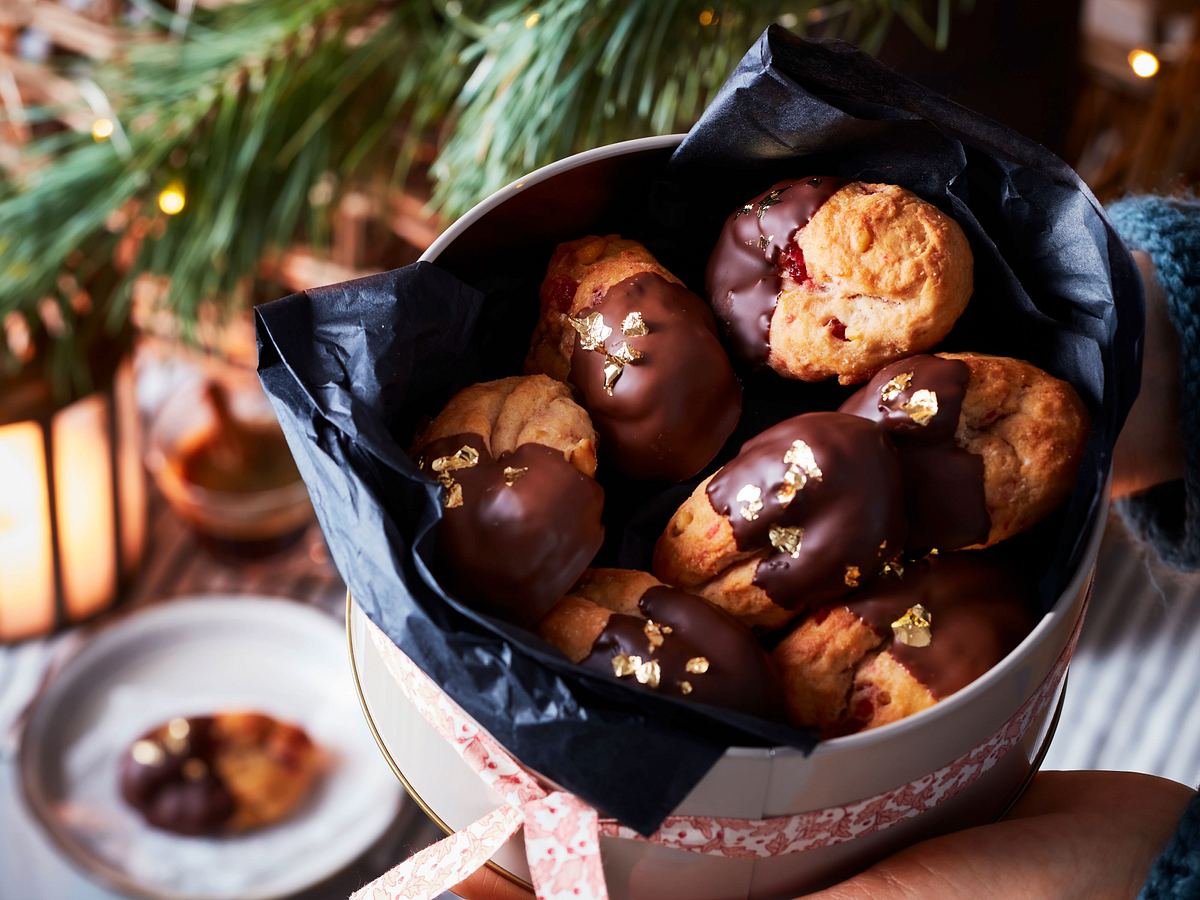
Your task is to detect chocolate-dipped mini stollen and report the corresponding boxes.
[772,553,1036,737]
[538,568,783,719]
[119,712,322,836]
[413,375,604,627]
[525,235,742,481]
[708,177,974,385]
[653,412,907,630]
[840,352,1090,549]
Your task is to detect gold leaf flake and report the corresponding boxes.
[634,658,662,688]
[680,681,693,695]
[778,439,823,506]
[502,466,528,486]
[614,342,642,363]
[182,758,208,781]
[602,358,624,395]
[685,656,710,675]
[621,311,649,337]
[844,565,861,588]
[757,187,788,219]
[131,740,165,767]
[601,342,643,395]
[902,389,939,426]
[891,604,933,647]
[643,620,672,651]
[777,482,797,508]
[735,202,754,218]
[612,653,641,678]
[928,547,939,557]
[879,371,913,402]
[882,557,904,578]
[431,445,480,474]
[736,484,764,521]
[768,524,804,558]
[568,311,612,351]
[757,234,775,251]
[442,480,463,509]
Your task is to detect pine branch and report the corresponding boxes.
[428,0,962,215]
[0,0,447,392]
[0,0,966,395]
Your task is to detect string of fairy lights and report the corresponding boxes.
[75,2,745,225]
[77,43,1165,229]
[86,114,186,216]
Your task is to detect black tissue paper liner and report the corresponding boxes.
[256,27,1143,835]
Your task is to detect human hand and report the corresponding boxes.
[451,771,1193,899]
[811,770,1194,900]
[452,864,535,900]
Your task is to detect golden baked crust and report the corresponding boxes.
[652,474,798,629]
[212,713,323,831]
[538,594,612,663]
[526,235,681,380]
[942,352,1090,545]
[571,567,660,615]
[652,474,753,588]
[772,606,881,732]
[689,556,798,630]
[772,611,935,736]
[846,651,936,732]
[414,374,598,477]
[770,183,973,385]
[537,568,663,662]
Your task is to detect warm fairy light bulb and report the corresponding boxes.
[524,11,540,28]
[91,117,114,141]
[1128,49,1160,79]
[699,9,717,26]
[157,183,186,216]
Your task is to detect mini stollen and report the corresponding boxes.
[349,590,1088,900]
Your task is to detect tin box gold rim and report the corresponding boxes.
[346,591,534,892]
[345,592,1067,891]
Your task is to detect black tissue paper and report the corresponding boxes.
[256,27,1143,834]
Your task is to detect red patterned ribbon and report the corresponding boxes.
[353,591,1086,899]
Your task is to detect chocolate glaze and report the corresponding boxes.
[118,716,235,836]
[420,434,605,627]
[582,585,783,719]
[842,553,1035,700]
[839,355,990,551]
[569,272,742,481]
[707,412,907,611]
[706,176,848,365]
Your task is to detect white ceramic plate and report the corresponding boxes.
[19,596,404,900]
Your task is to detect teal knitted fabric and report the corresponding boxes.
[1140,791,1200,900]
[1108,196,1200,570]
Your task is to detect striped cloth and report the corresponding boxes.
[1044,509,1200,787]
